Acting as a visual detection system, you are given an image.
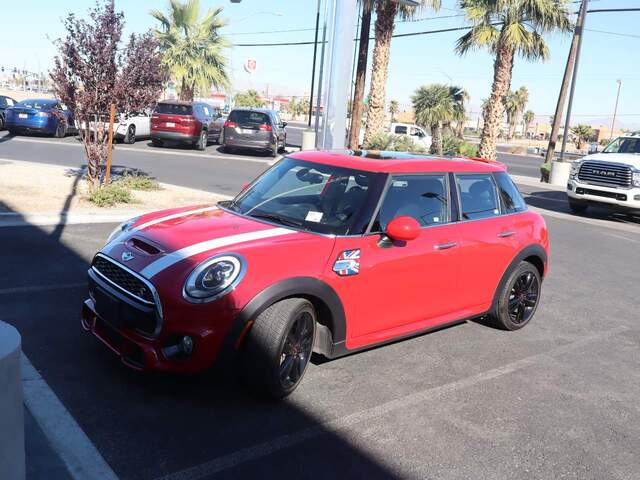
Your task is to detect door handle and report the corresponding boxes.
[498,231,516,238]
[435,242,457,250]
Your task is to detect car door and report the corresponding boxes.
[340,174,464,347]
[135,112,150,137]
[273,112,285,146]
[454,172,521,314]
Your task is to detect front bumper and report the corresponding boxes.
[82,270,237,374]
[567,179,640,210]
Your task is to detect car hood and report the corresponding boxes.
[101,205,335,283]
[581,153,640,170]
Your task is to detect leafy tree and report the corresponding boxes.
[412,83,458,156]
[389,100,399,123]
[363,0,441,146]
[51,0,167,186]
[456,0,571,159]
[151,0,229,101]
[571,124,593,150]
[523,110,535,137]
[234,90,264,108]
[504,86,528,139]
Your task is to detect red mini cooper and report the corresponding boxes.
[82,151,549,398]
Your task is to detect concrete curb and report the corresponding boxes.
[0,320,25,480]
[511,174,566,192]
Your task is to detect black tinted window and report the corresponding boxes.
[155,103,192,115]
[229,110,270,125]
[394,125,407,134]
[494,172,526,213]
[456,174,500,220]
[374,175,449,231]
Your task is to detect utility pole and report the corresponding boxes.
[348,0,372,149]
[545,0,588,164]
[307,0,321,127]
[559,0,588,161]
[609,79,622,141]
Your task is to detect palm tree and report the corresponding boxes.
[151,0,229,101]
[523,110,535,138]
[456,0,572,159]
[389,100,399,123]
[362,0,441,146]
[504,87,528,139]
[412,84,457,156]
[349,0,374,148]
[451,86,469,138]
[571,124,593,150]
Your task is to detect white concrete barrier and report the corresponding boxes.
[301,130,316,151]
[0,320,24,480]
[550,160,572,187]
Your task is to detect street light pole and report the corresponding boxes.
[307,0,321,127]
[609,79,622,141]
[560,0,589,161]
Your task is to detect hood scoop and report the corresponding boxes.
[128,237,163,255]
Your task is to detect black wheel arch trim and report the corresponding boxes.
[217,277,346,365]
[490,243,547,313]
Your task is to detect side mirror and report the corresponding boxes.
[386,216,420,242]
[282,121,288,128]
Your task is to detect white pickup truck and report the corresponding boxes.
[567,134,640,213]
[358,123,432,150]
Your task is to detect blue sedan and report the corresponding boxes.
[5,99,77,137]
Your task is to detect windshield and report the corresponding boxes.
[15,100,55,110]
[603,137,640,154]
[223,158,383,235]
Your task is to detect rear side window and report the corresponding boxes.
[155,103,193,115]
[456,174,500,220]
[394,125,407,134]
[229,110,270,125]
[494,172,527,213]
[373,174,449,231]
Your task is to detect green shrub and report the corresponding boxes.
[87,183,135,207]
[442,135,478,156]
[119,173,161,191]
[364,132,426,153]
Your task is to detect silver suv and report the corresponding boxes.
[222,108,287,157]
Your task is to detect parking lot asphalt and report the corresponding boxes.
[1,192,639,479]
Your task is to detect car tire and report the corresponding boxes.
[242,298,316,398]
[151,138,163,147]
[0,116,4,130]
[489,261,541,331]
[196,130,207,151]
[568,198,588,214]
[124,125,136,144]
[278,135,286,153]
[54,122,67,138]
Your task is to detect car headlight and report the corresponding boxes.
[183,254,245,303]
[569,161,581,178]
[106,216,140,244]
[633,171,640,188]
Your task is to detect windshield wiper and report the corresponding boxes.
[249,212,304,228]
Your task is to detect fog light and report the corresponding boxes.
[181,336,194,355]
[634,194,640,201]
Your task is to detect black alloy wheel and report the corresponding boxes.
[508,271,539,325]
[279,311,315,390]
[124,124,136,144]
[490,261,542,331]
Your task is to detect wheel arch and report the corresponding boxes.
[490,243,547,313]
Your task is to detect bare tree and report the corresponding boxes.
[51,1,167,186]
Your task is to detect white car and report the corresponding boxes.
[567,134,640,213]
[113,113,151,144]
[358,122,433,151]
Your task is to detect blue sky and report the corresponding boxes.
[3,0,639,128]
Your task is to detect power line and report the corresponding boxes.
[584,28,640,39]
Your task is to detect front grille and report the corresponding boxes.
[578,161,632,188]
[92,255,155,303]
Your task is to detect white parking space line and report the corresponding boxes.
[528,205,640,235]
[21,353,118,480]
[155,326,627,480]
[0,283,86,295]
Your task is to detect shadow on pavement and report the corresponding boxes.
[0,202,403,480]
[0,131,15,144]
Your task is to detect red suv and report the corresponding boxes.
[82,151,549,398]
[151,101,223,150]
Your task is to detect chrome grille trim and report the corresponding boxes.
[577,161,632,188]
[91,253,164,336]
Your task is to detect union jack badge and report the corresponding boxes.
[333,249,360,276]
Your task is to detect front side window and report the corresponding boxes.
[372,174,449,232]
[456,174,500,220]
[494,172,527,213]
[224,158,383,235]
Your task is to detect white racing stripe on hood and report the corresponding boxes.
[133,206,219,232]
[140,227,296,278]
